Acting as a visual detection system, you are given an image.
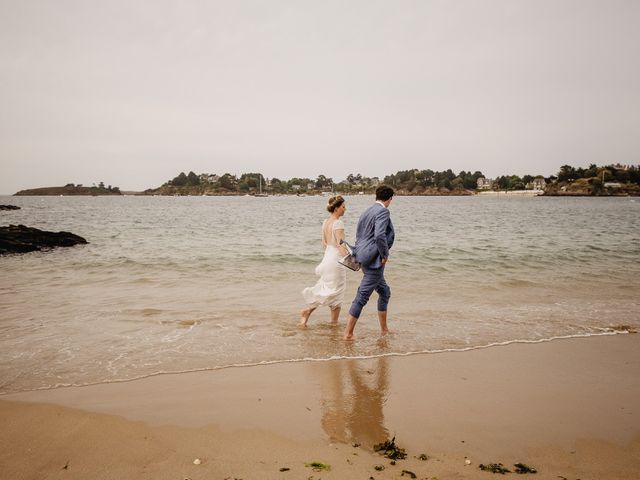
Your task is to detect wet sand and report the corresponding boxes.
[1,334,639,479]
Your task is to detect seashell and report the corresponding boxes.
[465,459,472,466]
[193,458,202,465]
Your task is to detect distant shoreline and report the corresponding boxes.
[8,190,637,197]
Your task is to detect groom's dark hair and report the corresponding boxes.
[375,185,394,201]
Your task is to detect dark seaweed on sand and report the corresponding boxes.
[479,463,511,474]
[514,463,537,474]
[373,436,407,460]
[304,461,331,471]
[401,469,417,478]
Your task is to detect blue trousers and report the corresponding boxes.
[348,265,391,319]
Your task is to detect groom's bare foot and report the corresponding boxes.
[344,333,354,341]
[380,329,390,336]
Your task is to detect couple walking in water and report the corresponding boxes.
[300,185,395,340]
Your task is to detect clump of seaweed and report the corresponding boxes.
[514,463,537,474]
[305,461,331,471]
[479,463,511,474]
[608,325,637,333]
[374,465,385,471]
[416,453,429,461]
[401,469,417,478]
[373,436,407,460]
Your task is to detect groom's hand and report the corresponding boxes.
[381,257,388,265]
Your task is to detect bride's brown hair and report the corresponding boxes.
[327,195,345,213]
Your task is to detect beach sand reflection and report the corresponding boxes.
[315,356,389,446]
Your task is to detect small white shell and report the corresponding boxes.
[193,458,202,465]
[465,459,472,466]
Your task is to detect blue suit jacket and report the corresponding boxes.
[353,203,395,269]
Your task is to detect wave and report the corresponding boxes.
[1,329,631,396]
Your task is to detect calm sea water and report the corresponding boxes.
[1,195,639,394]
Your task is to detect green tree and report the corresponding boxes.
[584,164,598,178]
[614,169,630,183]
[218,173,236,190]
[315,175,332,188]
[451,177,464,190]
[171,172,188,186]
[557,165,576,182]
[187,171,200,186]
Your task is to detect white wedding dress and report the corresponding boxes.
[302,219,347,309]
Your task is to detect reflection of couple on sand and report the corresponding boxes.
[315,356,390,446]
[299,185,395,340]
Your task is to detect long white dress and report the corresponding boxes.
[302,219,347,309]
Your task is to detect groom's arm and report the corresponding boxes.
[374,208,391,261]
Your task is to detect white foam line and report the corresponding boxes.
[0,330,630,396]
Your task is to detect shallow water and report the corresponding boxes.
[1,195,639,393]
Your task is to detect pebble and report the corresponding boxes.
[193,458,202,465]
[465,459,472,466]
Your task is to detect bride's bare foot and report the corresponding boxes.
[380,328,390,336]
[299,308,314,327]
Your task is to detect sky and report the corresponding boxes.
[1,0,639,193]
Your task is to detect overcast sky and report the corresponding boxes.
[1,0,639,193]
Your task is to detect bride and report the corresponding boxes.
[299,195,348,326]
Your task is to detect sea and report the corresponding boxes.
[1,195,639,394]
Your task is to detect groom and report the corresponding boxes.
[344,185,395,341]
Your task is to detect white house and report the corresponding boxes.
[477,177,493,190]
[200,174,219,183]
[532,177,546,190]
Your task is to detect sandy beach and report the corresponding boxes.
[1,333,639,479]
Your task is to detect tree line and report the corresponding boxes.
[155,163,639,195]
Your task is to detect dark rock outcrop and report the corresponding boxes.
[0,225,88,255]
[0,205,21,210]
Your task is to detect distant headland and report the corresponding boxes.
[14,183,121,196]
[12,164,640,197]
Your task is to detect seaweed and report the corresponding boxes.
[416,453,429,461]
[609,325,637,334]
[401,469,417,478]
[479,463,511,474]
[374,465,385,471]
[279,467,290,472]
[514,463,537,474]
[305,461,331,471]
[373,436,407,460]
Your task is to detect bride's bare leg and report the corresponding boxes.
[330,305,341,324]
[299,307,316,327]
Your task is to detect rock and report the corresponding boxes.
[0,205,20,210]
[0,225,88,255]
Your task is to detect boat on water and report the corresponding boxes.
[254,174,268,197]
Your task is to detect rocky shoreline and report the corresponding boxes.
[0,225,88,255]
